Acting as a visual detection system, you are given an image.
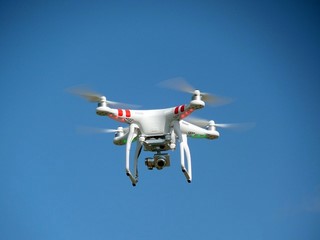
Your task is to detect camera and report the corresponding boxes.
[145,153,170,170]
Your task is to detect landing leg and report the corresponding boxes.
[174,121,192,183]
[133,141,142,183]
[125,124,139,186]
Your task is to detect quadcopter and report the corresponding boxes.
[71,79,241,186]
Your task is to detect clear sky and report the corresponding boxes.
[1,1,320,239]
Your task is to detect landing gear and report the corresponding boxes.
[125,124,141,187]
[174,121,192,183]
[124,121,193,186]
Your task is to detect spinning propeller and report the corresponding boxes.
[77,126,127,134]
[186,117,255,131]
[68,86,139,109]
[158,77,231,106]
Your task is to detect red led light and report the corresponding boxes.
[125,109,131,117]
[174,106,179,114]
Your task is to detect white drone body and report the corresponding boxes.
[72,81,237,186]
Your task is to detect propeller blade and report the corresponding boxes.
[67,86,140,108]
[77,126,126,134]
[158,77,232,106]
[68,87,103,102]
[106,101,141,109]
[186,117,255,131]
[201,92,232,106]
[213,123,246,129]
[158,77,195,93]
[185,117,210,128]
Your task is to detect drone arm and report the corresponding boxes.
[96,106,133,124]
[173,101,205,121]
[173,121,192,183]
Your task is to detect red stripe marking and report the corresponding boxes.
[125,109,131,117]
[174,106,179,114]
[118,109,123,117]
[180,105,185,112]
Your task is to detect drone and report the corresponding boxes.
[71,78,241,186]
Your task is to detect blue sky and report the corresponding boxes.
[1,1,320,239]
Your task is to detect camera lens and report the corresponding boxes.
[157,159,165,167]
